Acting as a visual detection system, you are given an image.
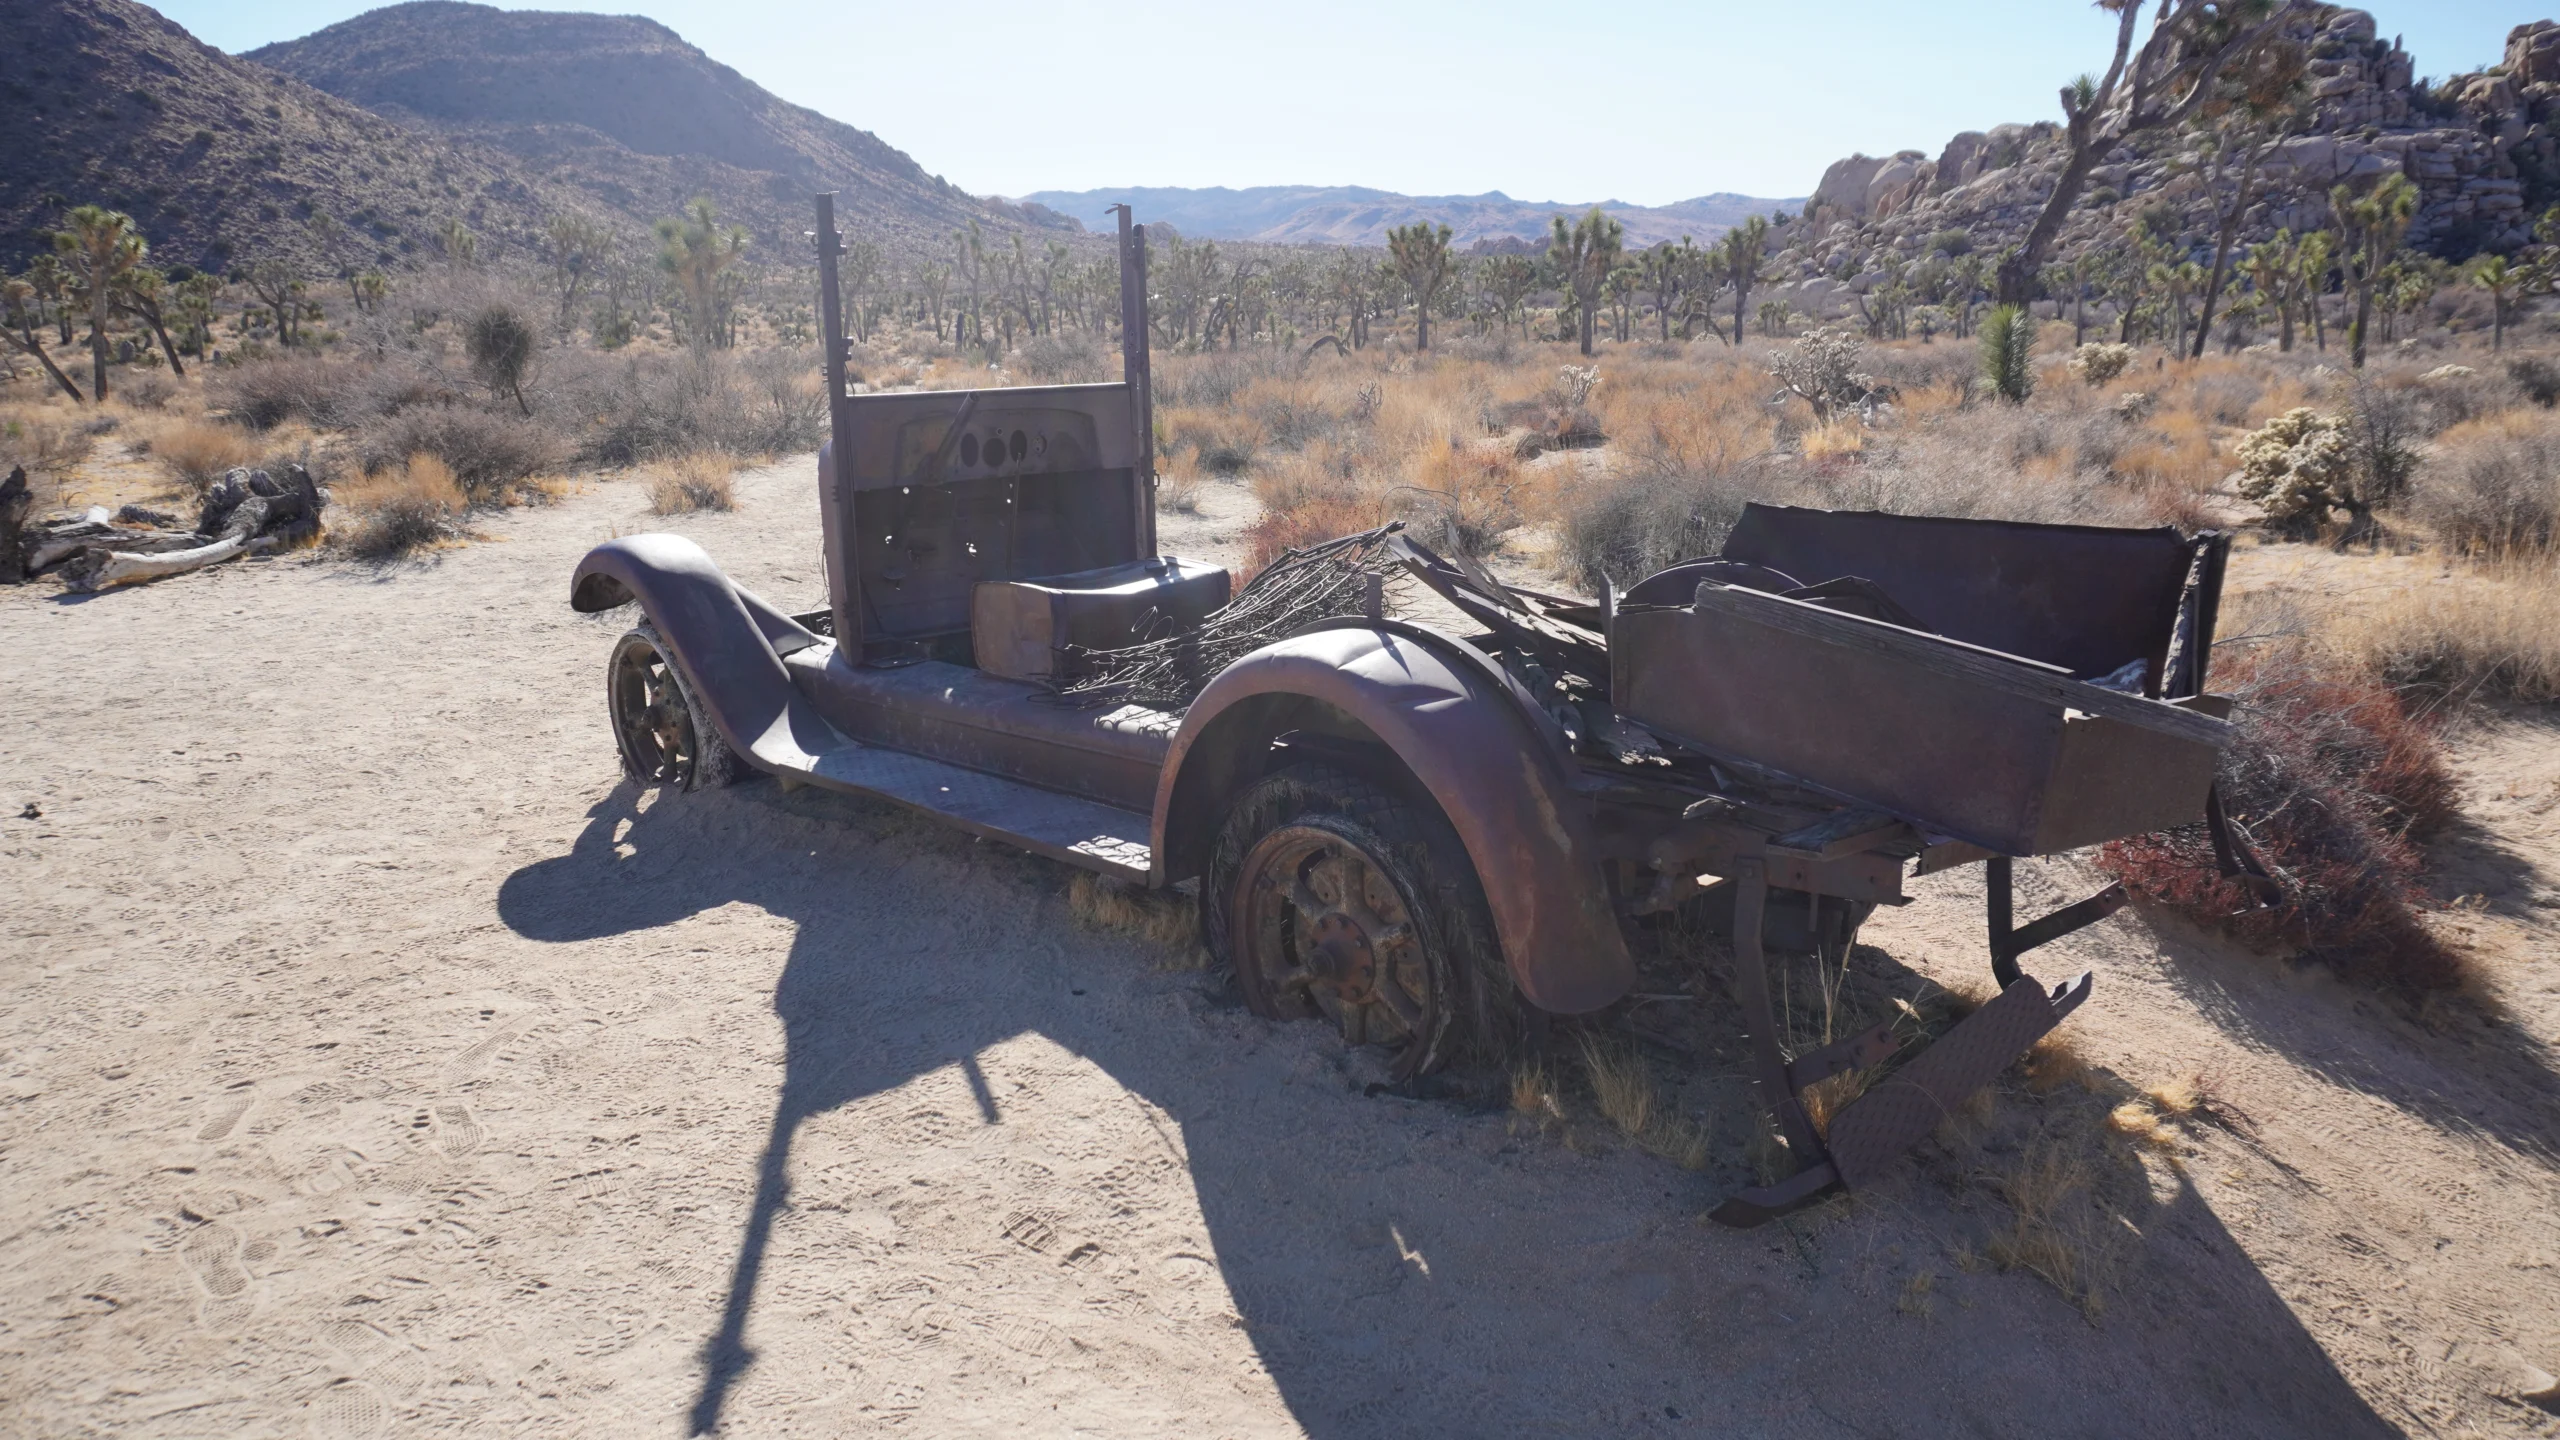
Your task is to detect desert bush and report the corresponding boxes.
[355,405,566,501]
[1013,329,1107,385]
[2504,355,2560,407]
[2186,366,2264,424]
[562,348,824,465]
[2235,407,2354,533]
[2101,643,2465,998]
[646,451,738,514]
[2411,407,2560,556]
[119,370,178,411]
[153,418,259,494]
[2068,342,2134,386]
[334,452,466,560]
[0,408,91,488]
[1558,460,1778,589]
[1245,440,1389,573]
[1771,328,1879,422]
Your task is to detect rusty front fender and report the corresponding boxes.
[1153,624,1635,1014]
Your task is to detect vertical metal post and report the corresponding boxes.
[1986,854,2021,989]
[1729,858,1824,1161]
[1112,204,1157,557]
[812,193,858,647]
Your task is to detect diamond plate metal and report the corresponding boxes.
[1823,974,2072,1189]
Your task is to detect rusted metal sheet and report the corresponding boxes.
[1611,581,2226,857]
[1156,625,1635,1014]
[971,557,1230,683]
[1822,971,2089,1188]
[1720,503,2197,691]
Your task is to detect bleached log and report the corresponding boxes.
[65,533,275,592]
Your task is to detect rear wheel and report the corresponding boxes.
[1205,762,1510,1079]
[606,625,736,791]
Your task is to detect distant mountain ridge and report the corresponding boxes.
[248,1,1071,250]
[1017,185,1805,248]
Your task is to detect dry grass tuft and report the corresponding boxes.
[1980,1134,2117,1319]
[2340,559,2560,706]
[2144,1072,2204,1118]
[1065,873,1198,954]
[646,451,739,515]
[1575,1034,1709,1169]
[1510,1058,1563,1123]
[333,452,466,560]
[2104,1100,2184,1151]
[2022,1032,2096,1093]
[1897,1270,1936,1318]
[153,418,260,495]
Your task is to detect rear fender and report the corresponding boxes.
[1155,624,1634,1014]
[570,533,833,768]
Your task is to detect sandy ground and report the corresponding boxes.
[4,458,2559,1438]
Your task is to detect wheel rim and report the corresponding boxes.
[1233,823,1440,1073]
[609,637,697,787]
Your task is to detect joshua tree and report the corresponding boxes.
[3,275,86,402]
[1980,303,2036,402]
[1995,0,2310,306]
[656,197,749,355]
[27,255,73,345]
[1713,215,1772,348]
[2467,253,2522,351]
[54,206,145,401]
[467,303,536,414]
[546,212,612,334]
[1386,220,1454,350]
[2331,171,2417,368]
[1480,254,1537,339]
[1549,207,1624,357]
[438,218,479,267]
[1637,241,1690,341]
[243,259,305,347]
[114,266,185,377]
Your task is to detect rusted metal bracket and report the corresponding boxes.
[1985,856,2127,989]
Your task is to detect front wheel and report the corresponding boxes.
[606,624,737,791]
[1205,762,1510,1079]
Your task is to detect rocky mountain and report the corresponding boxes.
[1017,185,1803,249]
[0,0,579,274]
[1768,6,2558,315]
[247,2,1073,251]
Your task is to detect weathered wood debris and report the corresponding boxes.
[0,464,327,592]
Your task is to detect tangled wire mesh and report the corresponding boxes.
[1042,522,1411,709]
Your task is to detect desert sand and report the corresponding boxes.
[4,457,2557,1438]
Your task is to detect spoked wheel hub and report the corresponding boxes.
[608,633,700,787]
[1233,823,1441,1074]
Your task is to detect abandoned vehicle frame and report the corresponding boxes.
[568,193,2244,1226]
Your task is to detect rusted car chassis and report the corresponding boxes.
[569,194,2243,1226]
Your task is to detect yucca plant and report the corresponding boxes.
[1980,302,2035,404]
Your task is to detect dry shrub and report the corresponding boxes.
[2100,643,2466,996]
[1157,463,1205,514]
[334,452,465,560]
[355,406,566,503]
[646,451,738,514]
[1013,330,1108,385]
[153,419,259,495]
[210,353,423,430]
[1574,1034,1709,1169]
[1065,873,1198,952]
[1401,440,1522,553]
[0,406,94,483]
[1246,440,1391,574]
[2412,407,2560,556]
[119,370,178,411]
[2342,559,2560,704]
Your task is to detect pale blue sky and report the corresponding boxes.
[162,0,2528,203]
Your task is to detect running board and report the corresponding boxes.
[764,730,1152,882]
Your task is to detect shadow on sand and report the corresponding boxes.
[500,779,2400,1438]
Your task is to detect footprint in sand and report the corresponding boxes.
[178,1223,251,1300]
[197,1091,255,1142]
[431,1103,483,1158]
[306,1377,388,1438]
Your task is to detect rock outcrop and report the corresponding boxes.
[1775,7,2560,311]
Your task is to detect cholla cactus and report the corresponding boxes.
[2069,341,2134,386]
[1770,328,1876,422]
[1556,364,1602,406]
[2234,407,2352,531]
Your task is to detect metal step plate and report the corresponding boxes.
[1822,971,2088,1189]
[778,739,1153,882]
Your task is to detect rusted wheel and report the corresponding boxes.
[606,625,735,791]
[1207,762,1508,1078]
